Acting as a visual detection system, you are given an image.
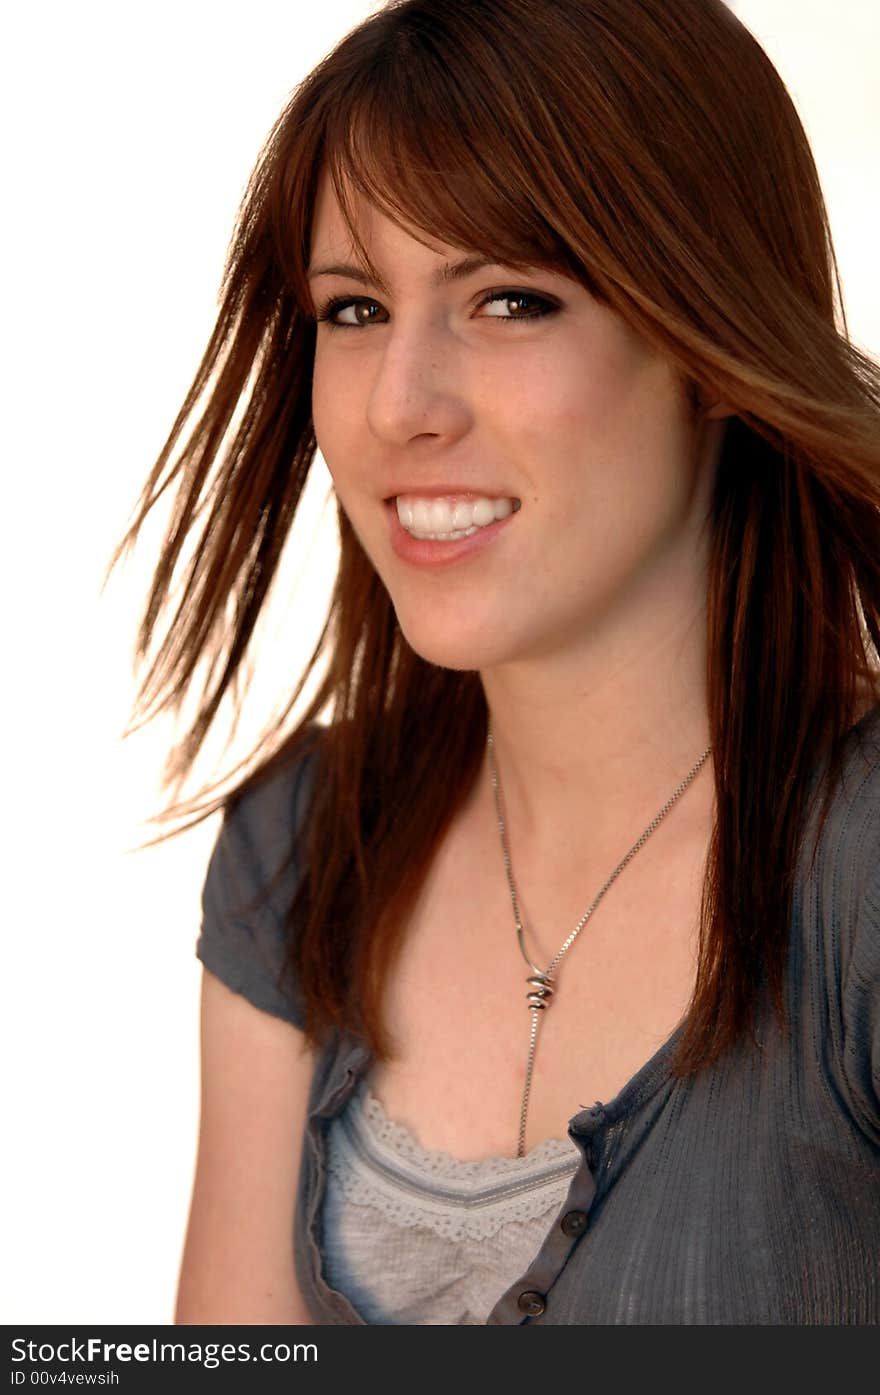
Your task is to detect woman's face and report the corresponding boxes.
[309,176,723,674]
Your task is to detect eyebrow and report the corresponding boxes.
[305,254,533,293]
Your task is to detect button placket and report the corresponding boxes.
[560,1208,589,1238]
[487,1155,597,1324]
[517,1290,547,1317]
[567,1102,608,1175]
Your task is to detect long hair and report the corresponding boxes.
[109,0,880,1070]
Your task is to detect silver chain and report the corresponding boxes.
[486,725,712,1157]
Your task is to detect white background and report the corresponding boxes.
[3,1,878,1323]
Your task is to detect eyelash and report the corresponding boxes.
[313,289,559,330]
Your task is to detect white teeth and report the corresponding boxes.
[429,500,449,533]
[418,526,481,541]
[472,498,495,527]
[395,493,519,540]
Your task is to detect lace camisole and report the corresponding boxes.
[321,1076,582,1325]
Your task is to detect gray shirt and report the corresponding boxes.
[196,708,880,1324]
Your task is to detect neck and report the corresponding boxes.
[476,595,714,877]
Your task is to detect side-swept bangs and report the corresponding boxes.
[279,9,611,315]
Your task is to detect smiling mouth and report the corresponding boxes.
[384,490,520,564]
[391,493,521,540]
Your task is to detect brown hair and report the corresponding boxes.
[109,0,880,1070]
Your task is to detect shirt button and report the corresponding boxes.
[517,1290,547,1317]
[560,1209,589,1238]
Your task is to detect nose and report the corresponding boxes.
[365,316,472,447]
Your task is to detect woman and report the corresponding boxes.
[114,0,880,1323]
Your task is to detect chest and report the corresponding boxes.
[369,803,711,1160]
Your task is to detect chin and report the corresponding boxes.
[394,607,514,674]
[396,626,488,674]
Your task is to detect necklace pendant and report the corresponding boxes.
[525,971,554,1010]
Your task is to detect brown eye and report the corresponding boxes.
[317,297,388,328]
[478,291,558,322]
[349,300,385,326]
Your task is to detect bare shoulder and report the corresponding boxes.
[175,968,315,1324]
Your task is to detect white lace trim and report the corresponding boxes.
[324,1081,580,1242]
[357,1086,578,1177]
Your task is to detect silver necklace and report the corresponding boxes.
[486,726,712,1157]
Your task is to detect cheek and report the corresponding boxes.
[311,358,357,485]
[516,329,646,442]
[311,355,335,443]
[532,339,689,457]
[511,364,697,562]
[503,351,642,512]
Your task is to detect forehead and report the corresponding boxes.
[309,172,455,267]
[306,174,555,305]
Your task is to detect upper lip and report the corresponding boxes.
[383,484,518,500]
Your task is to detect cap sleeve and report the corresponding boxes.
[195,728,322,1029]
